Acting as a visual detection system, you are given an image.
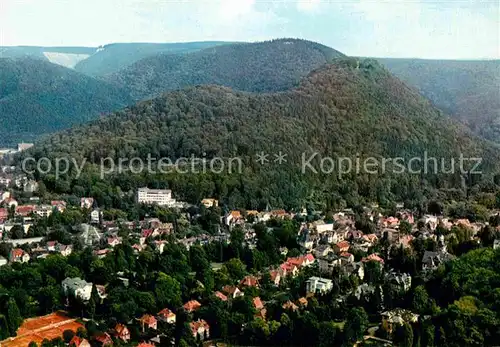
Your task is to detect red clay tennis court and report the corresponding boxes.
[0,312,84,347]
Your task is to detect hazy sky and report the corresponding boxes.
[1,0,498,59]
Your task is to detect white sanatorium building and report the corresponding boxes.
[306,276,334,294]
[137,187,180,207]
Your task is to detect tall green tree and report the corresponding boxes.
[6,298,23,336]
[344,307,368,344]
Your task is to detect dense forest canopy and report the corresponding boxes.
[104,38,344,100]
[23,59,500,211]
[0,58,133,147]
[377,58,500,144]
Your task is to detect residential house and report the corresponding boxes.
[269,270,281,286]
[318,253,341,274]
[298,297,308,307]
[239,275,260,288]
[94,333,113,346]
[363,234,378,244]
[107,237,122,247]
[23,180,38,193]
[346,229,364,240]
[422,235,454,271]
[313,245,333,258]
[114,323,131,342]
[385,271,412,293]
[222,285,244,299]
[0,191,11,202]
[5,198,18,209]
[15,204,36,217]
[306,277,333,295]
[321,230,345,244]
[158,308,176,324]
[334,241,350,253]
[201,198,218,208]
[315,223,334,234]
[362,253,385,264]
[381,309,419,334]
[493,239,500,250]
[136,343,155,347]
[343,261,365,280]
[81,197,95,209]
[51,200,67,213]
[34,205,53,218]
[46,241,58,252]
[280,262,299,278]
[69,336,91,347]
[190,319,210,340]
[94,249,111,259]
[354,283,379,300]
[0,208,8,221]
[9,248,30,263]
[339,252,354,263]
[183,300,202,313]
[397,235,414,249]
[285,254,315,269]
[214,291,228,302]
[58,244,73,256]
[282,301,299,311]
[91,209,102,224]
[224,210,242,226]
[270,209,288,219]
[139,314,158,332]
[62,278,93,301]
[253,297,266,319]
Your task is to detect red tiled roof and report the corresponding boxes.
[142,229,154,237]
[183,300,201,312]
[115,323,129,335]
[336,241,350,249]
[0,208,8,218]
[222,285,240,295]
[11,248,24,257]
[69,336,87,347]
[253,297,264,310]
[362,253,384,264]
[214,291,228,301]
[94,332,112,344]
[190,319,209,334]
[239,275,259,287]
[139,314,157,326]
[158,308,175,318]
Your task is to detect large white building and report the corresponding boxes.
[306,276,333,294]
[62,277,93,301]
[137,187,177,206]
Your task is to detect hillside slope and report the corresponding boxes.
[105,39,344,100]
[0,58,133,146]
[74,41,234,76]
[31,59,499,209]
[378,58,500,144]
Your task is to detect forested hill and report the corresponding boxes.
[0,58,133,147]
[74,41,234,76]
[104,39,345,100]
[377,58,500,144]
[30,59,500,209]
